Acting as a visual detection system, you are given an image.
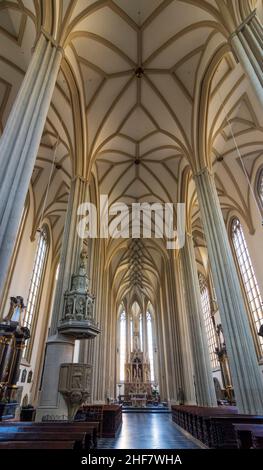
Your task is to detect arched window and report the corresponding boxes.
[23,227,49,356]
[257,168,263,209]
[199,274,219,369]
[130,316,133,352]
[146,311,154,381]
[231,218,263,353]
[119,310,126,382]
[139,313,143,351]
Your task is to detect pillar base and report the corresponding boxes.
[36,334,74,422]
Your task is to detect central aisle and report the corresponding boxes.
[99,413,202,449]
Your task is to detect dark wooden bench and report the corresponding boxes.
[209,416,263,448]
[252,428,263,449]
[4,425,93,449]
[171,405,263,448]
[0,421,99,448]
[233,423,263,449]
[0,440,75,449]
[171,405,237,444]
[0,431,85,449]
[78,404,122,438]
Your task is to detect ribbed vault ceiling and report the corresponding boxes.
[0,0,262,307]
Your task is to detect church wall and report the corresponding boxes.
[17,222,54,406]
[2,203,36,320]
[1,203,57,406]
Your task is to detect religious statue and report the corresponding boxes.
[5,296,26,326]
[65,297,74,320]
[76,297,85,320]
[79,246,88,273]
[145,366,151,382]
[87,298,94,319]
[71,368,83,389]
[134,332,140,351]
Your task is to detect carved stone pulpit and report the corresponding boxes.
[58,250,100,339]
[58,363,92,420]
[56,249,100,420]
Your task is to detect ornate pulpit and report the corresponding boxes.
[58,250,100,339]
[57,249,100,420]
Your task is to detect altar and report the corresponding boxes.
[129,393,147,407]
[121,307,155,405]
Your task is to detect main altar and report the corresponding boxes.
[124,328,151,407]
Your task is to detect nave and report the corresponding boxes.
[98,413,201,450]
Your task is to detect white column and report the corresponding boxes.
[126,307,129,364]
[36,177,88,420]
[181,234,217,406]
[230,11,263,107]
[194,168,263,414]
[175,255,196,405]
[158,289,170,401]
[143,310,148,357]
[165,257,186,403]
[0,33,63,298]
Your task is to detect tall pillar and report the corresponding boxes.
[165,257,185,403]
[216,1,263,106]
[36,177,89,420]
[216,0,263,104]
[158,290,170,401]
[181,234,217,406]
[143,310,148,357]
[194,168,263,414]
[126,307,130,363]
[175,256,196,405]
[0,32,63,298]
[229,11,263,107]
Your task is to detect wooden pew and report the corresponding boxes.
[0,421,99,448]
[79,404,122,438]
[209,416,263,448]
[0,440,75,449]
[233,423,263,449]
[171,405,237,444]
[252,428,263,449]
[0,431,85,449]
[171,405,263,448]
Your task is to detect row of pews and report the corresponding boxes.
[0,421,100,449]
[171,405,263,448]
[0,405,123,449]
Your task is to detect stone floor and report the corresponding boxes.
[98,413,203,449]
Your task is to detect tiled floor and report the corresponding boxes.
[98,413,202,449]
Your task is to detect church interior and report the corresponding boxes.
[0,0,263,450]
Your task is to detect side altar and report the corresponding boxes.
[0,297,30,420]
